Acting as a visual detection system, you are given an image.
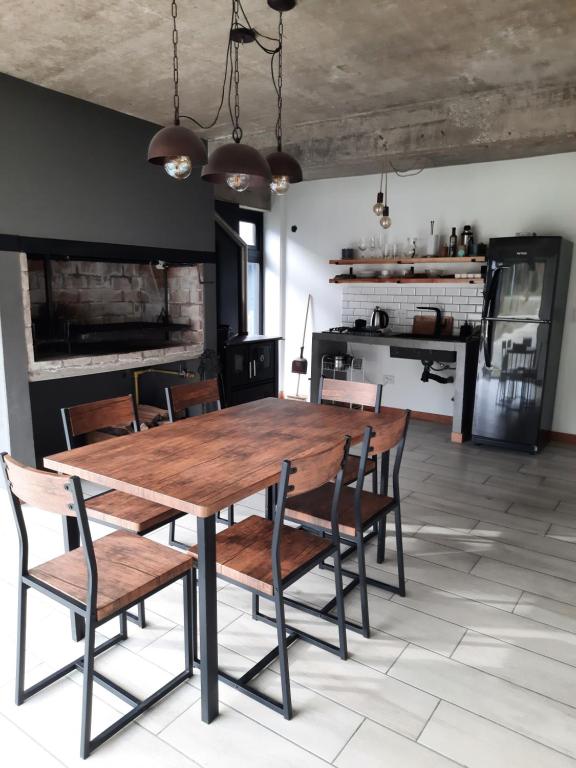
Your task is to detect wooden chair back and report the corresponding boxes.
[1,454,76,516]
[319,378,382,411]
[286,437,350,497]
[62,395,138,449]
[271,436,350,592]
[354,409,411,502]
[370,409,410,456]
[1,452,97,604]
[165,378,221,422]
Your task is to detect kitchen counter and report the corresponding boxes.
[311,331,480,442]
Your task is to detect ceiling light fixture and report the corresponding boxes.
[202,2,271,191]
[266,11,302,195]
[147,1,206,178]
[379,171,392,229]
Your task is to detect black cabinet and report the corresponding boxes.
[221,336,281,407]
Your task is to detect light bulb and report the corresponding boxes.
[163,155,192,180]
[380,215,392,229]
[270,175,290,195]
[373,202,384,216]
[225,173,250,192]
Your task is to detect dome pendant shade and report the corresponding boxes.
[147,124,207,167]
[202,143,272,187]
[266,150,303,184]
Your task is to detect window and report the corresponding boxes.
[239,215,263,335]
[239,220,257,247]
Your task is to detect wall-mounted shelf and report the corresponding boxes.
[329,256,486,265]
[329,277,484,284]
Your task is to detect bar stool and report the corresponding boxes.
[0,453,194,759]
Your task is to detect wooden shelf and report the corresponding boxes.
[329,256,486,265]
[329,277,484,285]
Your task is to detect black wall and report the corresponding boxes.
[0,74,214,252]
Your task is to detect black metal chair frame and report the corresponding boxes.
[0,454,194,760]
[288,413,411,638]
[165,380,234,536]
[318,377,383,498]
[61,394,186,629]
[191,440,351,719]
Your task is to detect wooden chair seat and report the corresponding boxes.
[286,484,394,537]
[190,515,333,595]
[29,530,194,621]
[342,455,376,486]
[86,490,179,534]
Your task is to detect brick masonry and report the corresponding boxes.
[341,283,484,333]
[21,254,204,381]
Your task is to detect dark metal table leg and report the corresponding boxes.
[62,517,85,641]
[197,515,218,723]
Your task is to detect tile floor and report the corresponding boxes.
[1,420,576,766]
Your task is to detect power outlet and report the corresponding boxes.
[382,375,395,385]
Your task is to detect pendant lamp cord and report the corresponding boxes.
[275,12,284,152]
[231,1,243,143]
[171,0,180,124]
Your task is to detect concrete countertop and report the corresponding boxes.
[313,331,476,350]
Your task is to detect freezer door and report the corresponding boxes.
[487,244,557,321]
[472,319,550,447]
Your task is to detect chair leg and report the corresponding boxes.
[15,582,28,706]
[377,518,386,564]
[183,572,194,677]
[274,591,293,719]
[332,544,348,660]
[80,615,96,759]
[394,505,406,597]
[252,593,259,620]
[355,532,371,638]
[191,568,199,665]
[371,470,379,534]
[228,505,235,526]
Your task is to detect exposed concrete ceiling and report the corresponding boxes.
[2,0,576,178]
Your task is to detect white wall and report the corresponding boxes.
[264,152,576,433]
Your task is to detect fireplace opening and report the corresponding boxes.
[27,255,203,361]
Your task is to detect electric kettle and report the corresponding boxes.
[370,306,389,329]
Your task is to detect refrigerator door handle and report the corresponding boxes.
[482,319,493,368]
[482,265,507,319]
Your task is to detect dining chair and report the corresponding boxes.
[0,453,195,760]
[165,377,234,531]
[189,436,351,718]
[61,394,186,627]
[318,377,383,491]
[284,410,411,637]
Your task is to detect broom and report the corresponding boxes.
[291,293,311,399]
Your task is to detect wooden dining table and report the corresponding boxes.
[44,397,405,723]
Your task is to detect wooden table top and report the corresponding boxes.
[44,398,405,517]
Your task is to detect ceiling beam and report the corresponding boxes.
[209,82,576,181]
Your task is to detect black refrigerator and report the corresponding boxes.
[472,236,572,453]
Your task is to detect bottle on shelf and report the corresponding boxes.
[462,224,474,255]
[449,227,458,257]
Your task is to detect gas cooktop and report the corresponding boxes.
[327,326,386,336]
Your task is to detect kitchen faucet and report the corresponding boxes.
[417,306,443,337]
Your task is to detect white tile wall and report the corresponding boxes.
[341,284,483,333]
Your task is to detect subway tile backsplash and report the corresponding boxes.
[341,284,484,333]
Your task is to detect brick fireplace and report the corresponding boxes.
[20,254,205,381]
